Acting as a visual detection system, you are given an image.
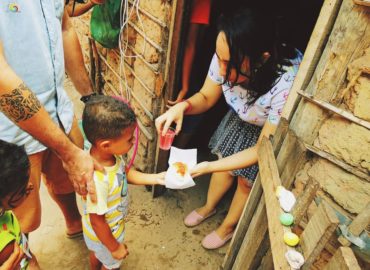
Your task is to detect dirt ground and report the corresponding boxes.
[29,79,233,270]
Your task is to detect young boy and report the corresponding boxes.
[82,96,165,270]
[0,140,37,269]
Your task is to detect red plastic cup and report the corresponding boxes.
[159,128,176,150]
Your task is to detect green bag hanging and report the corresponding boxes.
[90,0,121,48]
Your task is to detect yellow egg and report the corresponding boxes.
[275,185,284,198]
[283,232,300,247]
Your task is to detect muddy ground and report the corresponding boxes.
[29,79,233,270]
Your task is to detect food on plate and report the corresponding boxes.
[173,162,188,177]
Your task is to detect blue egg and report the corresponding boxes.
[280,213,294,226]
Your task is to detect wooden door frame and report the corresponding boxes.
[152,0,189,197]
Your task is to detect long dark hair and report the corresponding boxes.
[218,8,297,105]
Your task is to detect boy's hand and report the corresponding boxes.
[111,243,129,260]
[0,242,24,270]
[155,172,166,185]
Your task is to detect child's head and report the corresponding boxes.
[82,95,137,155]
[0,140,31,211]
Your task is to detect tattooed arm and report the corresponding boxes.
[0,42,100,201]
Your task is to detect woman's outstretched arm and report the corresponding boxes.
[155,76,222,135]
[190,121,278,177]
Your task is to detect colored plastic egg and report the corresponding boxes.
[280,213,294,226]
[275,185,284,198]
[283,232,300,247]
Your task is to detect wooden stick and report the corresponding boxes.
[258,138,291,270]
[225,116,289,269]
[232,196,269,270]
[301,201,339,270]
[276,129,308,188]
[257,246,273,270]
[323,247,361,270]
[338,201,370,246]
[305,143,370,182]
[292,177,320,228]
[297,90,370,130]
[223,176,264,269]
[272,117,290,156]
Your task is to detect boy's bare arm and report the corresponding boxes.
[89,214,128,260]
[0,42,100,201]
[90,214,119,252]
[127,169,165,185]
[62,10,94,97]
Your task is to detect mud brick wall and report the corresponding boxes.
[72,0,174,173]
[290,0,370,221]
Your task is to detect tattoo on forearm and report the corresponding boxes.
[0,83,42,123]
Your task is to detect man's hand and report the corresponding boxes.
[0,242,24,270]
[111,243,129,260]
[61,146,104,203]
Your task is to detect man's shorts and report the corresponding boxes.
[13,118,83,233]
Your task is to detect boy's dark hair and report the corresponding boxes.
[218,8,297,105]
[0,140,30,199]
[82,95,136,144]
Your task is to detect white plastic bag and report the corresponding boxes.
[165,147,197,189]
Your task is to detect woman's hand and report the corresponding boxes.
[155,102,188,136]
[154,172,166,185]
[190,161,212,178]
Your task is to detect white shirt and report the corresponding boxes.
[208,50,302,126]
[0,0,74,154]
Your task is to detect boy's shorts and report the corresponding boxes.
[13,118,83,233]
[84,232,125,269]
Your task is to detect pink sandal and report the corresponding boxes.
[201,231,233,249]
[184,209,217,227]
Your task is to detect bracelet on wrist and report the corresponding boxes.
[183,99,192,113]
